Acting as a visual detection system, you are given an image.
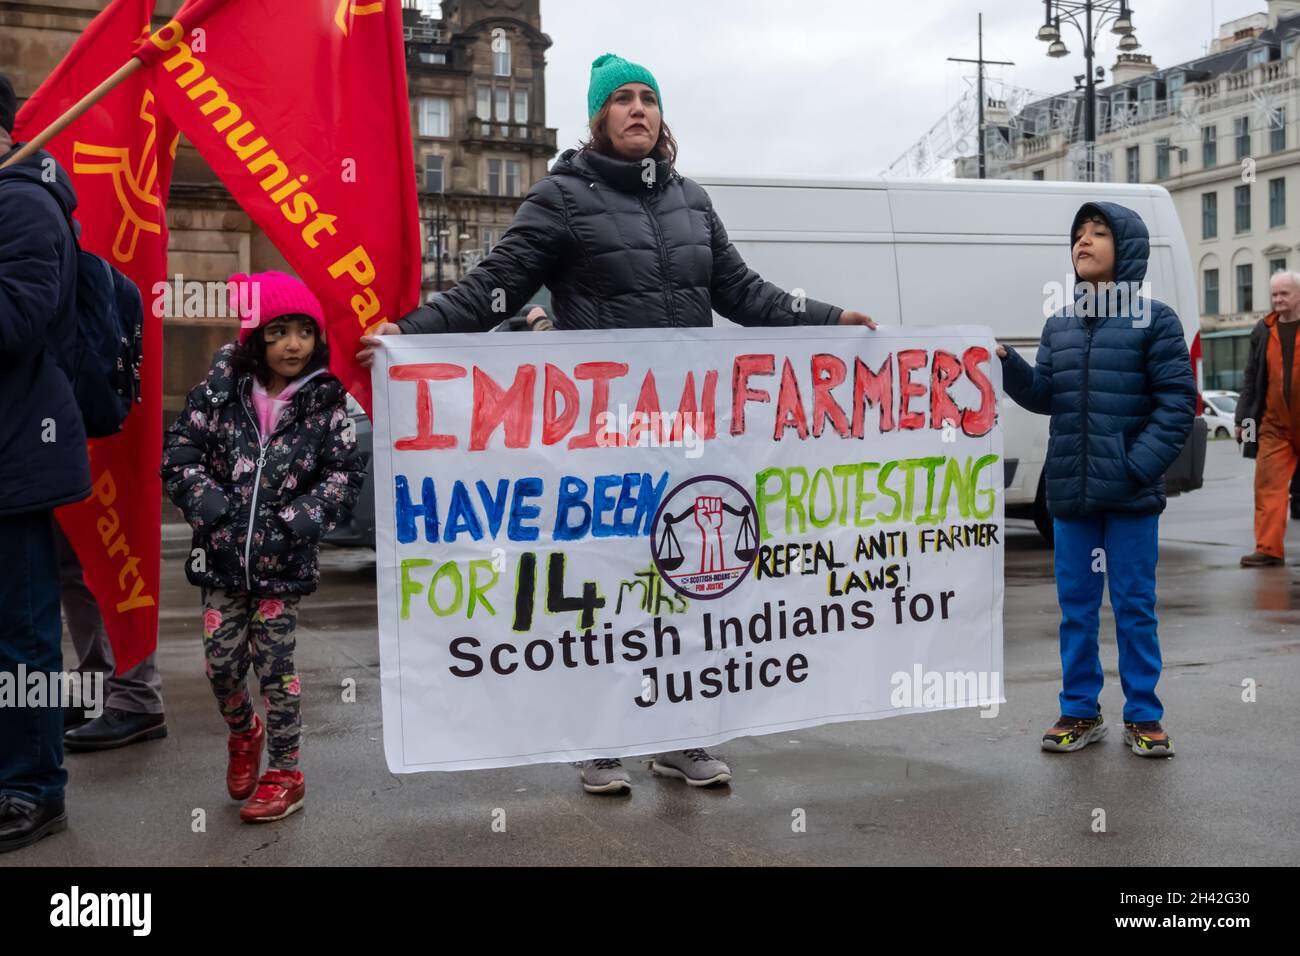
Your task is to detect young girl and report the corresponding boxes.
[162,272,367,822]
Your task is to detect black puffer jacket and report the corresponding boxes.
[161,345,368,596]
[0,145,90,516]
[398,148,843,333]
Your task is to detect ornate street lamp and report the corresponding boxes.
[1035,1,1141,182]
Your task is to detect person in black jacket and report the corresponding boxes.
[0,74,88,852]
[1234,270,1300,566]
[998,202,1195,760]
[358,53,876,795]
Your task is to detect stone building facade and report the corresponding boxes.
[0,0,557,414]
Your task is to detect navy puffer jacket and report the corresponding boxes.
[0,145,90,516]
[1001,201,1196,518]
[398,147,843,333]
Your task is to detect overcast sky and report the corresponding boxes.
[536,0,1270,178]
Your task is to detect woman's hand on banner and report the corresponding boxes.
[838,310,877,330]
[995,344,1008,359]
[357,322,402,368]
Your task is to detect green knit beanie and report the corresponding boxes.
[587,53,663,120]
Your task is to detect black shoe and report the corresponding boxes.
[0,794,67,853]
[1240,551,1285,567]
[63,705,91,731]
[63,707,167,752]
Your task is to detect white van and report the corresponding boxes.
[697,175,1208,540]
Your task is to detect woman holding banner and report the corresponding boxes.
[358,53,875,795]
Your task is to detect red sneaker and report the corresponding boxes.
[226,714,265,800]
[239,770,305,824]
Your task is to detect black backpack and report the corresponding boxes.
[65,243,144,437]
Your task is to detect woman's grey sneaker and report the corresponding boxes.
[1040,714,1107,752]
[650,749,732,786]
[579,758,631,794]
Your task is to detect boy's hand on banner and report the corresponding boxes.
[838,310,877,330]
[357,322,402,368]
[995,344,1008,358]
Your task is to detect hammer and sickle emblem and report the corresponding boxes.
[71,89,165,264]
[335,0,385,35]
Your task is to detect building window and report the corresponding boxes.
[1032,169,1045,181]
[493,35,511,76]
[475,85,491,136]
[513,90,529,124]
[1271,257,1288,274]
[487,158,501,196]
[1236,184,1252,232]
[1202,192,1218,238]
[1248,46,1271,67]
[1202,125,1217,167]
[1272,107,1286,152]
[483,229,498,252]
[1238,263,1254,312]
[506,160,522,197]
[424,154,443,194]
[1286,35,1300,59]
[1126,145,1140,183]
[1156,138,1171,179]
[1097,151,1114,182]
[1138,80,1156,120]
[1168,73,1184,111]
[418,51,447,65]
[1204,268,1220,315]
[1236,116,1251,159]
[494,88,509,134]
[1270,177,1287,227]
[418,96,450,138]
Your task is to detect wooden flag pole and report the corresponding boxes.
[0,53,148,170]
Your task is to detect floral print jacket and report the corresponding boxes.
[161,344,369,596]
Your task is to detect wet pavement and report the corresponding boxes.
[6,439,1297,867]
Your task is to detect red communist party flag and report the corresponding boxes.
[14,0,178,673]
[135,0,423,413]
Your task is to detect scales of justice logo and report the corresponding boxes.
[650,476,759,600]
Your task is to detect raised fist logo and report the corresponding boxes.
[693,496,725,572]
[652,476,759,600]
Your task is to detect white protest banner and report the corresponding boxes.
[371,325,1004,773]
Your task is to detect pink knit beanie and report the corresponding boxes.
[231,271,326,344]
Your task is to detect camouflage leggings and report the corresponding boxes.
[201,589,302,771]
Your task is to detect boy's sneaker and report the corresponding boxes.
[579,758,631,794]
[650,749,732,786]
[1041,714,1107,752]
[1240,551,1284,567]
[1123,720,1174,758]
[239,769,305,823]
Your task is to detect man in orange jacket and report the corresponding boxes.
[1238,271,1300,566]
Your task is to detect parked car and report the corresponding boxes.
[1201,389,1238,439]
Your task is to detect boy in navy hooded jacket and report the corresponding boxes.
[999,202,1195,758]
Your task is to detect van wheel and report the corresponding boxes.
[1032,474,1054,545]
[1215,427,1229,438]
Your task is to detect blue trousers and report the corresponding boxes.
[1053,512,1163,723]
[0,510,67,803]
